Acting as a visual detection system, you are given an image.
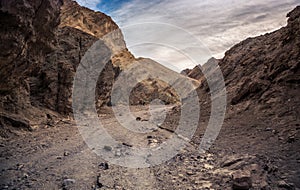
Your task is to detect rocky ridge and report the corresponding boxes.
[177,6,300,188]
[0,0,186,137]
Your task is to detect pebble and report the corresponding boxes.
[99,162,109,170]
[103,146,112,151]
[287,136,295,143]
[17,164,24,170]
[63,178,76,186]
[278,180,294,189]
[23,173,29,179]
[265,128,272,131]
[64,151,70,156]
[204,164,214,170]
[115,151,121,157]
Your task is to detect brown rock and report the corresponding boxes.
[0,0,184,135]
[232,170,252,190]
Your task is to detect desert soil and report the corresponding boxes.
[0,106,299,190]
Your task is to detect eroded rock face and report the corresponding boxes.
[60,0,136,68]
[0,0,182,135]
[178,6,300,188]
[0,0,63,135]
[0,0,119,131]
[185,6,300,120]
[228,7,299,113]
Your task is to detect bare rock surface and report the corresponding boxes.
[177,5,300,189]
[0,0,183,136]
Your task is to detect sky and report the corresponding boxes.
[75,0,299,72]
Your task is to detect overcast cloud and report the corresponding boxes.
[76,0,299,72]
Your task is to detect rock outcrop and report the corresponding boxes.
[185,6,299,122]
[181,57,220,81]
[0,0,64,136]
[179,6,300,188]
[0,0,183,136]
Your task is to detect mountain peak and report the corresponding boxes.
[59,0,118,38]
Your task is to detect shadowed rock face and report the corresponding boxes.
[0,0,111,121]
[0,0,64,136]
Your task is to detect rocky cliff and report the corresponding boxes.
[0,0,182,136]
[175,6,300,187]
[0,0,64,137]
[192,6,299,119]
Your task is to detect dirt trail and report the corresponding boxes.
[0,106,190,189]
[0,106,296,189]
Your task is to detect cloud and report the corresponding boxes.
[77,0,299,71]
[75,0,101,10]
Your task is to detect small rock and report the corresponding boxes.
[63,179,76,184]
[17,164,24,170]
[103,146,112,151]
[64,151,70,156]
[265,128,272,131]
[122,142,133,147]
[63,178,76,189]
[136,117,141,121]
[232,170,252,190]
[23,173,29,179]
[204,164,214,170]
[115,151,121,157]
[287,136,295,143]
[278,180,294,189]
[221,157,243,168]
[151,128,158,132]
[99,162,109,170]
